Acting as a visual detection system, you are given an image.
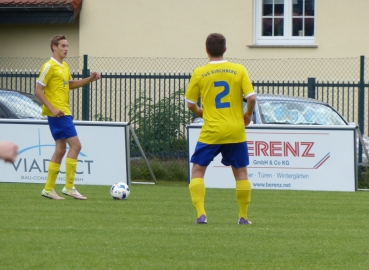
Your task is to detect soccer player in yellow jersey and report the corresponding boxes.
[35,35,101,200]
[185,33,256,224]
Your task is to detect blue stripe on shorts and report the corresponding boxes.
[190,141,250,168]
[47,115,77,141]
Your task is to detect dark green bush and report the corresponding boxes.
[129,88,192,158]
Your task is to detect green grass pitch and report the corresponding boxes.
[1,182,369,270]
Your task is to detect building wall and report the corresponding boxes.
[79,0,252,58]
[79,0,369,59]
[0,19,80,58]
[1,1,369,60]
[315,1,369,58]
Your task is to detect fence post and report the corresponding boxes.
[358,56,365,164]
[307,77,316,99]
[82,54,90,121]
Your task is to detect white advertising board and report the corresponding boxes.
[188,124,357,191]
[0,119,130,186]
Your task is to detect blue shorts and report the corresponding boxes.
[47,115,77,141]
[190,142,250,168]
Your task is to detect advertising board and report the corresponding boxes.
[0,119,130,186]
[188,124,357,191]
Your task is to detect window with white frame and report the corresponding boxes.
[254,0,315,46]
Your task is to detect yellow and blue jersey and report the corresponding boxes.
[185,60,255,144]
[37,57,72,116]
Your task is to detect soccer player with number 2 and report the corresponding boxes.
[185,33,256,225]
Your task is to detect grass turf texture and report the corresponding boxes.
[1,182,369,270]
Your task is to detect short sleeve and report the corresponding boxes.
[241,66,255,97]
[185,71,201,103]
[37,62,52,86]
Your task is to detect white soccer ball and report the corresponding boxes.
[110,182,130,200]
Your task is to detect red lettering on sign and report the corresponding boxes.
[247,141,314,157]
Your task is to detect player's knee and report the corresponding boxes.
[55,147,66,157]
[71,143,81,153]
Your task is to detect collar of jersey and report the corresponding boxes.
[50,57,64,66]
[209,60,227,64]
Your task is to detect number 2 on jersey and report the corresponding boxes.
[214,81,230,109]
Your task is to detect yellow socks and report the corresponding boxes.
[44,162,60,191]
[236,180,251,219]
[189,178,251,221]
[44,158,78,191]
[65,158,77,189]
[189,178,206,218]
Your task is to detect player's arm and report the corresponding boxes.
[35,83,64,117]
[187,101,203,118]
[243,94,256,126]
[69,72,101,89]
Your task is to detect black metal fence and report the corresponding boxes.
[1,55,369,160]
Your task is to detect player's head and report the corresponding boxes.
[206,33,226,57]
[50,35,68,59]
[50,35,67,52]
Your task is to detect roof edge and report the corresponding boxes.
[0,4,74,12]
[0,1,83,24]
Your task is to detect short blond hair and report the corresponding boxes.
[50,35,67,52]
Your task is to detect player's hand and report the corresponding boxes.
[90,72,101,82]
[51,108,65,118]
[0,141,18,163]
[244,113,252,126]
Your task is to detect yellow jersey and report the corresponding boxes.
[37,57,72,116]
[185,60,255,144]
